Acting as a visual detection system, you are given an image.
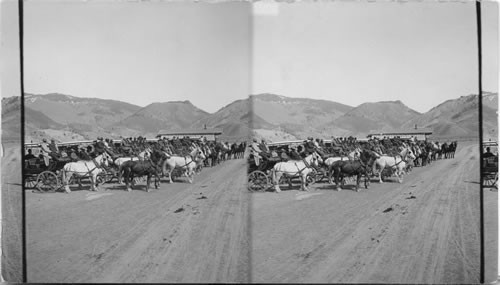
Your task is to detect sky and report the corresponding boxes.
[252,1,499,113]
[21,1,251,113]
[1,1,498,114]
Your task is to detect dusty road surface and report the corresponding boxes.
[2,142,24,282]
[252,142,483,283]
[484,177,498,283]
[26,158,250,283]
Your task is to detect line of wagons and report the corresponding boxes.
[23,140,187,193]
[247,139,396,192]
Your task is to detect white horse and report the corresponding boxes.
[372,147,416,183]
[162,148,206,184]
[62,153,111,193]
[272,152,321,193]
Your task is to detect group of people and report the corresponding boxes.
[25,135,247,168]
[249,135,457,170]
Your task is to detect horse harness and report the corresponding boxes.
[292,156,316,175]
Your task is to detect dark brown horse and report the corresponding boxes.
[121,150,165,192]
[331,150,377,192]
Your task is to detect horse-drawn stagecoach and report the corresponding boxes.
[24,143,114,193]
[247,141,325,192]
[247,137,424,193]
[482,141,498,188]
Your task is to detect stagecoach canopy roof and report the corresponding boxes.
[157,128,223,137]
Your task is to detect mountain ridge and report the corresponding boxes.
[3,91,497,143]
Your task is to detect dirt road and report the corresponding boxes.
[2,142,24,282]
[252,142,485,283]
[26,158,250,283]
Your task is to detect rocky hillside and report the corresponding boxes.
[4,91,497,143]
[403,93,497,140]
[25,93,141,126]
[114,100,210,136]
[333,100,421,136]
[191,98,251,142]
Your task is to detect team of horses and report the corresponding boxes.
[269,140,457,193]
[59,139,245,193]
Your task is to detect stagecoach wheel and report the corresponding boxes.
[36,171,59,193]
[25,176,38,189]
[315,172,325,184]
[96,172,113,185]
[248,170,269,192]
[306,174,316,185]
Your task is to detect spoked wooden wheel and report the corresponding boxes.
[248,170,269,192]
[36,171,59,193]
[96,171,113,185]
[483,172,498,188]
[306,174,316,185]
[24,176,38,189]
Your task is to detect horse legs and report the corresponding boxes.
[287,177,293,189]
[272,170,282,193]
[168,168,174,184]
[334,168,342,191]
[146,174,151,192]
[355,174,361,192]
[155,172,160,189]
[364,172,370,189]
[328,165,334,184]
[91,174,98,191]
[62,170,72,193]
[118,164,124,184]
[377,165,384,183]
[188,168,194,184]
[123,166,132,191]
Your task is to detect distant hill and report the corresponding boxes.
[250,94,422,139]
[191,98,251,142]
[114,100,210,136]
[402,93,497,140]
[482,92,498,141]
[25,93,141,126]
[2,96,21,142]
[4,91,497,143]
[250,93,353,139]
[333,100,421,137]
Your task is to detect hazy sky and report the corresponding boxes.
[253,1,498,113]
[23,1,251,113]
[3,1,498,114]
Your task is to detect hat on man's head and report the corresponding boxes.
[42,138,47,142]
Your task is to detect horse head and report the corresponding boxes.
[97,152,111,167]
[197,147,206,161]
[401,147,416,160]
[304,152,320,168]
[314,151,323,165]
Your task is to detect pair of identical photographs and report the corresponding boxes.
[2,0,498,283]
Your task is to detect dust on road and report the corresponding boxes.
[252,142,485,283]
[2,143,23,282]
[26,158,250,283]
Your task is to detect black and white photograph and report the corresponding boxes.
[0,0,498,283]
[248,1,498,283]
[3,1,251,282]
